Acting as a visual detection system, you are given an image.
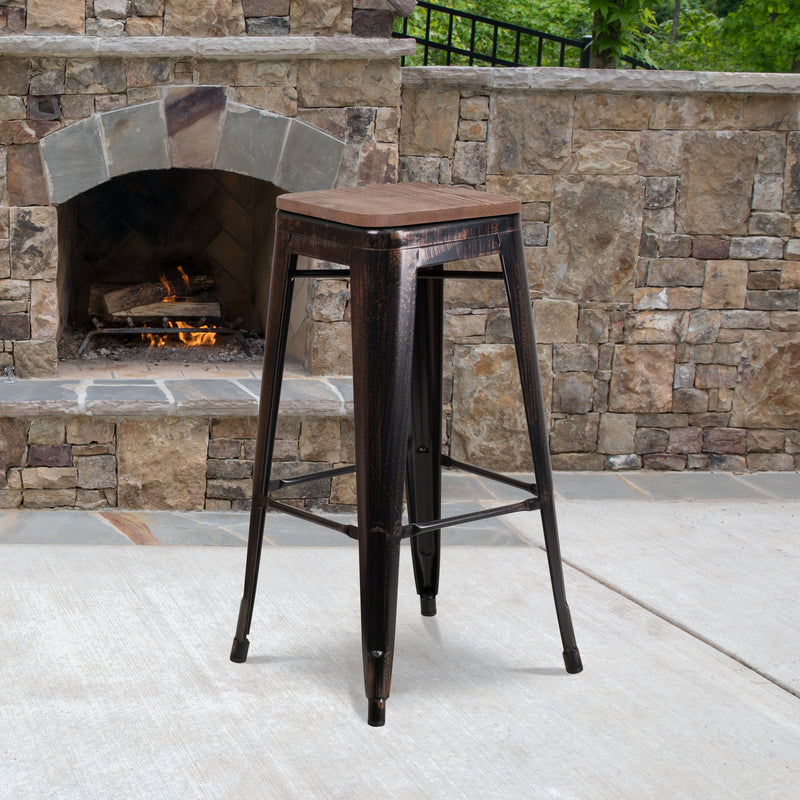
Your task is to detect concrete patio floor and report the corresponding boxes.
[1,471,799,799]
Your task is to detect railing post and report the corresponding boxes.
[446,13,454,65]
[469,18,476,67]
[580,35,592,68]
[424,4,432,64]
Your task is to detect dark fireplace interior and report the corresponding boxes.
[57,168,280,360]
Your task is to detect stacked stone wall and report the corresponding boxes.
[399,68,800,472]
[0,0,399,38]
[0,413,353,510]
[3,40,800,480]
[0,40,404,378]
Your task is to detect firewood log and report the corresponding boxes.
[100,275,215,315]
[111,301,222,319]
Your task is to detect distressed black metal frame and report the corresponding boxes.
[231,207,582,726]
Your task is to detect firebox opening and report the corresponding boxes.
[57,168,280,362]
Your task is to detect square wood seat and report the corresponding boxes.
[230,183,582,726]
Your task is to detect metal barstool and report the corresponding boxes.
[230,183,582,726]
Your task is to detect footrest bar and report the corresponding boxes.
[403,497,540,539]
[417,269,505,280]
[293,269,351,278]
[268,464,356,492]
[441,455,538,495]
[292,269,505,281]
[267,498,359,539]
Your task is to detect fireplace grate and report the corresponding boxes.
[77,322,252,357]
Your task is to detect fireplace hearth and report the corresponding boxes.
[1,25,410,378]
[0,5,410,512]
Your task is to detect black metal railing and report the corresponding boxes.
[393,2,655,69]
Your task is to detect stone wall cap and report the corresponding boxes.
[385,0,417,15]
[0,379,81,417]
[402,65,800,95]
[0,376,351,418]
[0,35,416,61]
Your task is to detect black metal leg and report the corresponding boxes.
[500,221,583,675]
[231,224,296,663]
[406,276,443,617]
[350,250,419,726]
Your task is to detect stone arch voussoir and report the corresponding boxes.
[39,86,345,204]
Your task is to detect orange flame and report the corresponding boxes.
[177,265,191,294]
[160,268,191,302]
[160,273,176,302]
[143,269,216,347]
[175,320,216,346]
[143,321,217,348]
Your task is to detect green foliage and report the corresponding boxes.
[465,0,590,39]
[648,4,727,70]
[589,0,659,65]
[643,0,800,71]
[396,0,800,72]
[395,0,591,68]
[586,0,800,70]
[719,0,800,72]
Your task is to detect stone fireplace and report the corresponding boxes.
[0,0,413,512]
[47,87,344,357]
[1,1,413,377]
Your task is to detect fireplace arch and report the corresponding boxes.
[39,86,346,203]
[41,88,346,357]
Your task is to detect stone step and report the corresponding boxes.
[0,374,352,418]
[0,374,354,513]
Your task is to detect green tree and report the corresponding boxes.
[720,0,800,72]
[465,0,590,39]
[395,0,591,67]
[648,2,726,70]
[588,0,660,66]
[644,0,800,71]
[397,0,800,72]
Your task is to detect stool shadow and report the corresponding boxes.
[507,666,569,677]
[419,611,566,677]
[237,621,569,725]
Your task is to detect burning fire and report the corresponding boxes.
[160,273,175,300]
[142,267,218,348]
[159,266,191,302]
[145,320,217,348]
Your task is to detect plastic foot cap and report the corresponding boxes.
[420,594,437,617]
[368,698,386,727]
[563,647,583,674]
[230,637,250,663]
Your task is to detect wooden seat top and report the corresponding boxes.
[276,183,521,228]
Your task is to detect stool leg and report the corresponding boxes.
[406,276,443,617]
[350,252,418,726]
[499,225,583,675]
[231,229,296,663]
